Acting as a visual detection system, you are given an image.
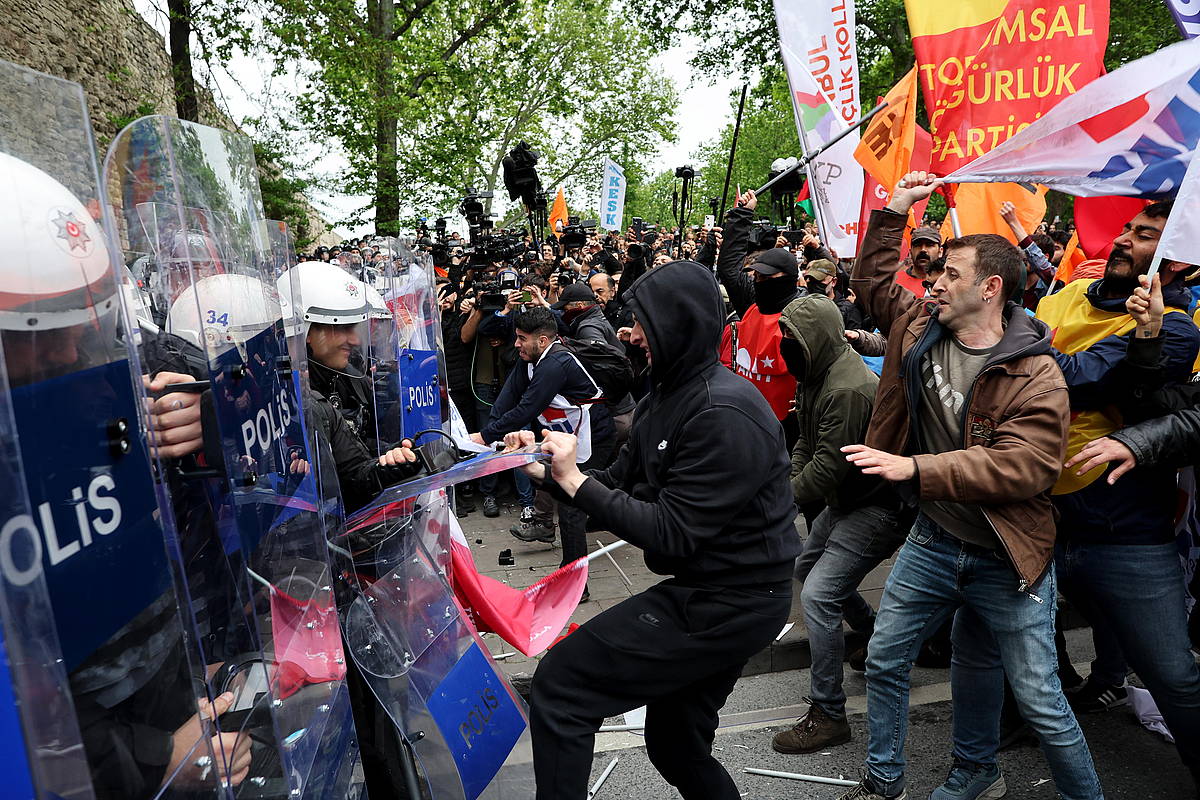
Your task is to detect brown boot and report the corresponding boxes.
[771,702,852,754]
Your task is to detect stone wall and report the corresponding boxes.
[0,0,340,246]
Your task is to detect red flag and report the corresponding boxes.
[449,528,588,657]
[270,583,346,699]
[1074,196,1149,259]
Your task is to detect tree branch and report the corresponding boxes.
[391,0,436,39]
[405,0,519,96]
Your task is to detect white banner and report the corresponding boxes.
[946,37,1200,198]
[599,158,626,232]
[774,0,864,257]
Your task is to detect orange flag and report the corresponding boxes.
[854,66,918,195]
[548,187,568,238]
[905,0,1109,241]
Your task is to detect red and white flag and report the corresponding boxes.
[947,36,1200,197]
[448,516,592,657]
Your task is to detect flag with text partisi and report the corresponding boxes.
[907,0,1110,240]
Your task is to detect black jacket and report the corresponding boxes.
[305,387,421,513]
[566,304,635,415]
[1047,279,1200,545]
[442,308,475,402]
[1112,380,1200,471]
[567,260,801,586]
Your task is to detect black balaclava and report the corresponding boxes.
[778,336,806,381]
[754,277,799,314]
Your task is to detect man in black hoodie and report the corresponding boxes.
[506,260,800,800]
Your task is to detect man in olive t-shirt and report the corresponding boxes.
[918,336,996,549]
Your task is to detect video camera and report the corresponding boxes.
[627,229,659,261]
[748,220,781,250]
[560,216,597,250]
[464,231,526,267]
[459,188,493,230]
[474,269,522,312]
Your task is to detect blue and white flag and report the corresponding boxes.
[599,158,626,231]
[947,36,1200,199]
[1165,0,1200,39]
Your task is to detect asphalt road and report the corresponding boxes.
[578,628,1195,799]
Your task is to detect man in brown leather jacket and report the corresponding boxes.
[833,172,1102,800]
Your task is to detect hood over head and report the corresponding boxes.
[778,294,850,380]
[625,260,724,390]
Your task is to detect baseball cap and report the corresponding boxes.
[804,258,837,281]
[911,226,942,245]
[559,283,597,304]
[748,247,799,278]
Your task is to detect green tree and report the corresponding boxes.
[265,0,525,234]
[407,0,678,222]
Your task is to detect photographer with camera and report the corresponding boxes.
[461,277,528,518]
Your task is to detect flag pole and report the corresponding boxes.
[753,101,889,196]
[1146,253,1163,282]
[718,83,749,220]
[587,539,628,563]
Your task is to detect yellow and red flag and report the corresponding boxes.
[905,0,1110,240]
[548,187,568,238]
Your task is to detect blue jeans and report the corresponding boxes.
[474,381,534,505]
[864,516,1102,800]
[1057,541,1200,785]
[795,505,902,720]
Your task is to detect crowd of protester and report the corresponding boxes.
[335,170,1200,800]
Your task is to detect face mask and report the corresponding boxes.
[778,336,806,380]
[754,276,798,314]
[562,304,593,324]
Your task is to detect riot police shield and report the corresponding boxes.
[340,488,536,800]
[374,238,447,447]
[0,61,224,799]
[104,116,361,799]
[0,315,95,799]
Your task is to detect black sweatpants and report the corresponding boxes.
[530,578,791,799]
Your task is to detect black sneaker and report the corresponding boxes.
[510,508,555,543]
[1067,677,1128,713]
[482,495,500,518]
[836,779,906,800]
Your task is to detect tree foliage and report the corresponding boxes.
[639,0,1184,229]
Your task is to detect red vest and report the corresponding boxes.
[719,305,796,420]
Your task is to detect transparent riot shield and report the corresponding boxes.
[0,61,222,800]
[0,306,95,799]
[375,238,448,448]
[104,116,360,799]
[339,489,536,800]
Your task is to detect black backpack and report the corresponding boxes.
[558,336,635,402]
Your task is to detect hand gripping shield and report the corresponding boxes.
[104,116,361,799]
[0,61,225,800]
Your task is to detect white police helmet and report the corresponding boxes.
[0,152,117,331]
[166,273,280,360]
[276,260,370,337]
[363,283,392,321]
